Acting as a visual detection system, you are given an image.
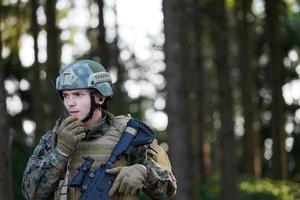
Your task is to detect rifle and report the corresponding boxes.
[69,119,155,200]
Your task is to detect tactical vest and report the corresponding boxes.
[53,115,140,200]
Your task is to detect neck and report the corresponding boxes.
[83,109,102,128]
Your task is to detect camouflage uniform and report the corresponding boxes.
[22,112,177,200]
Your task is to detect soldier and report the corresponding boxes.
[22,60,177,200]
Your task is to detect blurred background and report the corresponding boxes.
[1,0,300,199]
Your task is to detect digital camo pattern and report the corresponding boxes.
[143,156,177,200]
[22,117,177,200]
[22,131,68,200]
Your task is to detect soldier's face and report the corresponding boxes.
[62,89,91,120]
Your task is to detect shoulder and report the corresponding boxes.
[106,111,132,132]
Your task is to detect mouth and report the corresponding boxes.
[69,111,80,114]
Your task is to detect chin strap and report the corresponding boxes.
[81,92,102,122]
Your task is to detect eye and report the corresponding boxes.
[62,93,69,99]
[75,92,84,97]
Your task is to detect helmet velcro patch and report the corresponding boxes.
[88,72,112,86]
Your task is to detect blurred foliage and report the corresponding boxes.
[2,0,300,199]
[240,179,300,200]
[201,176,300,200]
[11,143,33,200]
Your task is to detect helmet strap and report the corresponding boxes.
[81,92,104,122]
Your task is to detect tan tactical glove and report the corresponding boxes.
[56,116,86,156]
[107,164,147,196]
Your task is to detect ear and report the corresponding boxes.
[95,94,105,105]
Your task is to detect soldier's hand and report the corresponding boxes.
[106,164,147,196]
[56,116,86,156]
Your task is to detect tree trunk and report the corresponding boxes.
[210,0,239,199]
[185,0,211,193]
[183,2,202,199]
[265,0,287,179]
[97,0,110,68]
[0,4,13,199]
[45,0,61,128]
[163,0,193,199]
[31,0,45,141]
[109,0,128,115]
[235,0,261,177]
[193,0,212,183]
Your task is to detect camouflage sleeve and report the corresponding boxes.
[22,131,68,200]
[130,140,177,200]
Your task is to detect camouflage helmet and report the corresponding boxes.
[56,60,113,97]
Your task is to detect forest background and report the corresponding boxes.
[2,0,300,200]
